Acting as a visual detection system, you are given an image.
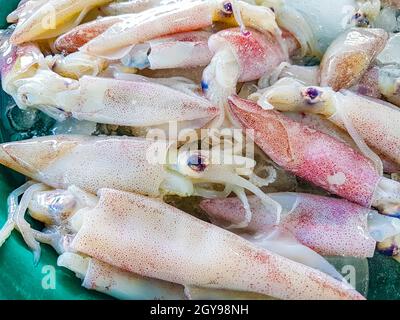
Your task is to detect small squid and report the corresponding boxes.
[319,27,388,91]
[201,27,297,110]
[0,186,363,299]
[200,193,400,258]
[9,0,113,44]
[228,95,400,216]
[253,78,400,171]
[0,135,281,226]
[259,0,381,57]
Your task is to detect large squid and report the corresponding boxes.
[200,193,400,258]
[252,78,400,173]
[228,95,400,216]
[0,39,219,131]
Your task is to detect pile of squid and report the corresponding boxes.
[1,0,400,300]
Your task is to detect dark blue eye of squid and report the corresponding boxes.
[353,12,369,27]
[223,2,233,14]
[377,243,399,257]
[187,154,208,172]
[201,80,209,92]
[304,87,320,102]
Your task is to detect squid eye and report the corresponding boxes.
[187,153,209,173]
[302,87,321,104]
[176,151,210,177]
[352,12,369,27]
[222,1,233,15]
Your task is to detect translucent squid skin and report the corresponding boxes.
[70,188,364,300]
[0,136,175,197]
[121,31,213,70]
[58,253,186,300]
[200,193,378,258]
[320,28,388,91]
[99,0,177,16]
[7,66,219,128]
[228,95,380,208]
[54,16,123,54]
[207,27,291,83]
[6,0,48,24]
[262,0,381,57]
[10,0,113,45]
[0,40,44,97]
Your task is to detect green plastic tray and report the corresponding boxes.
[0,0,399,300]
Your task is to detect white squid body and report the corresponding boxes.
[12,70,219,129]
[121,31,213,70]
[10,0,113,44]
[69,188,364,300]
[200,193,400,258]
[58,252,186,300]
[58,252,273,299]
[0,135,177,197]
[261,0,381,57]
[320,28,388,91]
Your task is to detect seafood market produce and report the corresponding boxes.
[1,0,400,301]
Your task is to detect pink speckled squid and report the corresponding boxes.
[201,26,298,108]
[200,193,400,258]
[252,78,400,174]
[228,95,400,216]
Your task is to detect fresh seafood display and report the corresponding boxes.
[1,0,400,301]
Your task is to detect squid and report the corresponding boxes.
[0,185,363,299]
[201,27,298,111]
[0,135,281,226]
[120,31,213,70]
[1,40,219,130]
[200,193,400,258]
[228,95,400,216]
[319,28,388,91]
[253,78,400,171]
[54,16,123,54]
[77,0,281,59]
[9,0,113,44]
[258,0,381,57]
[6,0,49,24]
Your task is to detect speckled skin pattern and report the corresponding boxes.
[71,188,364,300]
[320,28,388,91]
[200,193,376,258]
[208,27,288,82]
[228,95,380,207]
[329,91,400,166]
[72,76,219,127]
[54,16,121,53]
[0,135,169,196]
